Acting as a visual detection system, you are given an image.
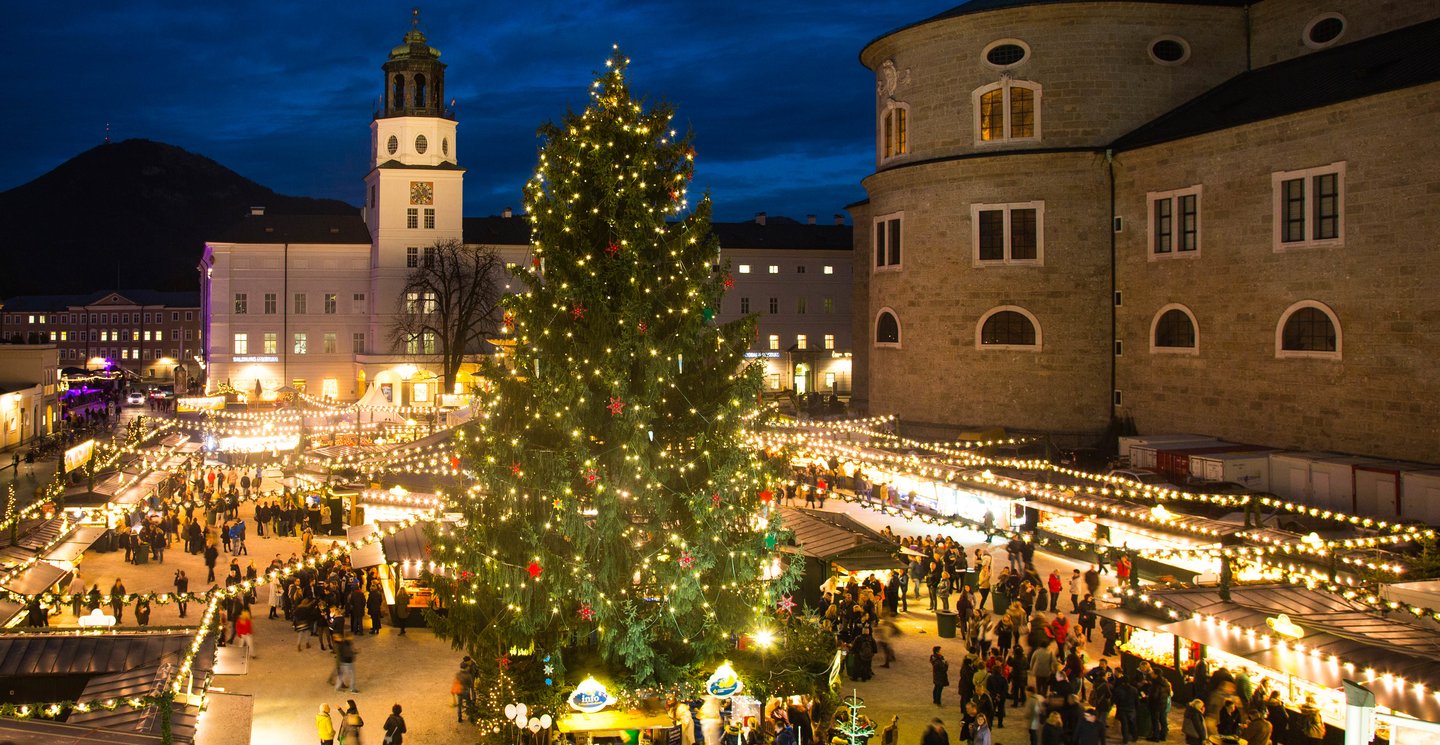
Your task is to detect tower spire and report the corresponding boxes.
[411,7,420,30]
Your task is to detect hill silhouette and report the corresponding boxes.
[0,139,357,298]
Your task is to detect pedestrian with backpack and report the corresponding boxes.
[383,704,407,745]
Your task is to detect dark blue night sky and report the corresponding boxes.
[3,1,959,222]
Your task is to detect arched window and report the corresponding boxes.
[392,75,406,111]
[880,103,909,161]
[414,73,428,108]
[974,80,1041,144]
[976,306,1041,350]
[1150,304,1199,354]
[874,309,901,347]
[1276,301,1341,359]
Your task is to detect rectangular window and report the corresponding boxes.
[172,312,179,321]
[824,297,835,314]
[740,297,750,314]
[405,334,419,354]
[324,293,337,314]
[406,208,418,229]
[185,329,193,341]
[768,334,780,351]
[824,334,835,350]
[353,332,365,354]
[768,265,779,274]
[971,201,1045,266]
[142,331,151,341]
[796,297,807,314]
[155,330,163,341]
[738,264,751,274]
[172,327,180,340]
[1272,162,1345,250]
[823,265,834,275]
[874,214,902,268]
[49,331,56,341]
[825,372,836,389]
[293,333,308,354]
[263,332,277,354]
[406,247,419,267]
[768,373,781,390]
[1147,186,1202,259]
[293,293,307,314]
[424,246,437,267]
[405,292,419,313]
[234,293,248,314]
[185,311,193,321]
[423,208,436,229]
[353,293,366,314]
[883,107,908,159]
[121,349,129,360]
[233,333,248,355]
[796,265,806,274]
[423,291,437,314]
[768,297,778,314]
[796,334,808,350]
[101,330,109,341]
[323,333,337,354]
[264,293,277,314]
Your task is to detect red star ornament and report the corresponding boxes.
[637,321,648,335]
[510,462,523,477]
[607,397,625,415]
[450,456,461,470]
[711,492,721,506]
[585,469,598,485]
[503,311,516,328]
[531,256,542,268]
[605,241,621,256]
[578,603,595,621]
[679,552,695,569]
[723,274,735,290]
[778,594,797,614]
[759,488,774,503]
[527,561,543,578]
[498,654,512,669]
[571,304,586,320]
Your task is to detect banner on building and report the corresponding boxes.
[177,395,226,412]
[63,439,96,473]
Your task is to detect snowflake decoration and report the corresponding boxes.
[498,654,511,669]
[585,469,598,486]
[605,241,621,257]
[578,603,595,621]
[510,462,523,477]
[778,594,797,614]
[711,492,721,506]
[607,397,625,416]
[679,552,695,569]
[544,663,555,676]
[503,311,516,327]
[527,561,543,578]
[637,321,648,335]
[723,274,735,290]
[571,304,587,320]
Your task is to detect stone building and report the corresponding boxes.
[850,0,1440,462]
[0,290,202,383]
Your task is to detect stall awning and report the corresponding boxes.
[46,526,107,564]
[1,561,69,596]
[381,522,434,579]
[347,525,385,569]
[1094,605,1174,633]
[1158,617,1273,658]
[780,507,902,571]
[558,710,675,733]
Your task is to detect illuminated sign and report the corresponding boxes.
[233,356,280,363]
[743,352,781,359]
[1266,613,1305,639]
[705,662,743,699]
[567,677,617,713]
[63,440,95,474]
[177,395,227,412]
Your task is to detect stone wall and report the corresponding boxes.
[1113,85,1440,462]
[1248,0,1440,68]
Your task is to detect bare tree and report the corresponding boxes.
[390,238,505,393]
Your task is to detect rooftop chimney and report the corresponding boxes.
[502,207,513,218]
[755,212,767,226]
[249,206,266,216]
[833,214,845,226]
[806,214,816,225]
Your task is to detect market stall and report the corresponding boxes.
[778,507,902,606]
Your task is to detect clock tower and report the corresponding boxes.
[364,9,464,354]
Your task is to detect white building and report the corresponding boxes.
[201,20,853,403]
[0,344,59,450]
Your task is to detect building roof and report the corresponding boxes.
[1113,17,1440,151]
[711,218,852,251]
[210,213,370,244]
[463,216,530,246]
[863,0,1248,59]
[780,507,904,571]
[2,290,200,312]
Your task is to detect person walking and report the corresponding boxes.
[337,700,363,745]
[69,572,86,618]
[204,542,219,583]
[1023,687,1043,745]
[316,703,336,745]
[366,582,384,634]
[393,584,410,636]
[109,578,126,623]
[236,610,256,658]
[1181,699,1209,745]
[382,704,407,744]
[174,570,189,618]
[921,719,950,745]
[453,661,475,722]
[335,634,359,693]
[931,647,950,706]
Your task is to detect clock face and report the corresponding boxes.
[410,181,434,205]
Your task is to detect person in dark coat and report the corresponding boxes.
[349,585,367,634]
[931,647,950,706]
[204,542,219,582]
[921,719,950,745]
[383,703,407,745]
[366,583,385,634]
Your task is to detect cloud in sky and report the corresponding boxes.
[2,0,959,221]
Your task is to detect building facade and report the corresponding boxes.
[0,291,202,383]
[852,0,1440,461]
[0,344,59,450]
[203,20,855,404]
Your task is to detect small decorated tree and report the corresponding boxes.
[430,49,795,688]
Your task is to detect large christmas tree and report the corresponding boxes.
[431,50,791,687]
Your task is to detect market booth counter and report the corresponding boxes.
[1112,583,1440,742]
[349,519,451,626]
[777,507,903,607]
